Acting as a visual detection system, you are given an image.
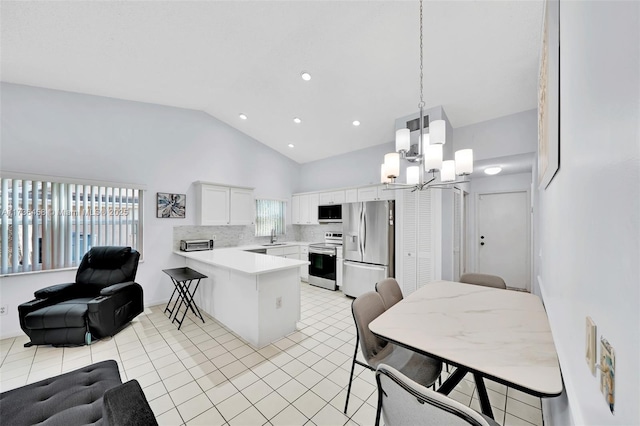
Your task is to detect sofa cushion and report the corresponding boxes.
[0,360,122,426]
[24,302,89,330]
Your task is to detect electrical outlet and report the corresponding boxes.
[599,338,615,413]
[211,235,217,241]
[0,305,8,316]
[276,297,282,309]
[585,317,596,374]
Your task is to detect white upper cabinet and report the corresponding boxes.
[345,189,358,203]
[229,187,255,225]
[196,182,254,226]
[357,185,396,202]
[197,184,230,225]
[318,190,346,205]
[292,193,319,225]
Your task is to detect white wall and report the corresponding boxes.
[297,141,394,193]
[454,109,538,160]
[537,2,639,425]
[0,83,300,338]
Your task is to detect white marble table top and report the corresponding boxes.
[369,280,563,396]
[174,248,308,275]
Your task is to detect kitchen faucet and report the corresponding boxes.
[270,228,277,244]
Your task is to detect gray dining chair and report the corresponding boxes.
[375,278,403,309]
[375,364,500,426]
[344,291,442,414]
[459,273,507,289]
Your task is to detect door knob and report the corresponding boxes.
[480,236,485,239]
[480,242,485,246]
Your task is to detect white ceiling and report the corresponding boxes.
[1,1,543,164]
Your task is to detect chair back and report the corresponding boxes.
[375,278,403,309]
[351,291,389,363]
[375,364,494,426]
[76,246,140,289]
[459,273,506,289]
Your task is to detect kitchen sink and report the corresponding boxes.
[261,243,286,246]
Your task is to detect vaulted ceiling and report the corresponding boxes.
[1,1,543,164]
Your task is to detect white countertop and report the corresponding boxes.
[174,244,309,275]
[369,280,563,396]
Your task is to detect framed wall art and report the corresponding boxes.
[157,192,186,218]
[538,0,560,189]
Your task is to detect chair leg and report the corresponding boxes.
[344,334,360,414]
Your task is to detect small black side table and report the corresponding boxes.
[162,267,207,330]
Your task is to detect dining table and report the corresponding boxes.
[368,280,563,419]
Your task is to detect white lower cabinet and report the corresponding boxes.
[299,245,309,282]
[268,245,308,281]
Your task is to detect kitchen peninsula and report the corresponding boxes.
[174,246,308,348]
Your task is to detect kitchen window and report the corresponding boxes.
[0,174,144,275]
[255,199,286,237]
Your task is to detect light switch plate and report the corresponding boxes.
[585,316,596,374]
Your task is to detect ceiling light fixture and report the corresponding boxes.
[293,117,302,124]
[288,144,295,148]
[352,120,361,126]
[484,166,502,175]
[381,0,473,190]
[239,113,248,120]
[300,72,311,81]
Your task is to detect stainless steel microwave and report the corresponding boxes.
[318,204,342,222]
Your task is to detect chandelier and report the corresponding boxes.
[381,0,473,190]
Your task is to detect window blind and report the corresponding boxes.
[0,177,143,275]
[255,199,286,237]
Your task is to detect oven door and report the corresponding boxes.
[308,249,337,290]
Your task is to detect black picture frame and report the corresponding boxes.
[157,192,186,218]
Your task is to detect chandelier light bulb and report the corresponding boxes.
[406,166,420,185]
[384,153,400,178]
[455,149,474,175]
[424,144,443,171]
[441,160,456,182]
[396,128,410,152]
[380,164,391,183]
[430,119,446,145]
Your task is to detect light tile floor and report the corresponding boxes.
[0,282,544,426]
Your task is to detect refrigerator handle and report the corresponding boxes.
[359,205,364,255]
[343,260,387,272]
[362,204,367,255]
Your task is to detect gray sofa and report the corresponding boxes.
[0,360,157,426]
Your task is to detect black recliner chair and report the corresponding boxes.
[18,246,143,347]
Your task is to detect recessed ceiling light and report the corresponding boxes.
[484,167,502,175]
[293,117,302,124]
[288,144,295,148]
[239,113,248,120]
[300,72,311,81]
[352,120,361,126]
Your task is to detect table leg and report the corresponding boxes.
[473,373,494,419]
[172,279,205,329]
[436,366,467,395]
[165,278,183,320]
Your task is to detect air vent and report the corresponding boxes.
[405,114,430,132]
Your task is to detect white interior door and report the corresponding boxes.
[477,191,530,290]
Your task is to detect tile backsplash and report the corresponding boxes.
[173,223,343,250]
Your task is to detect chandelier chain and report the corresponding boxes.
[418,0,425,109]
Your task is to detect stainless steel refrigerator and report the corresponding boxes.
[342,200,395,298]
